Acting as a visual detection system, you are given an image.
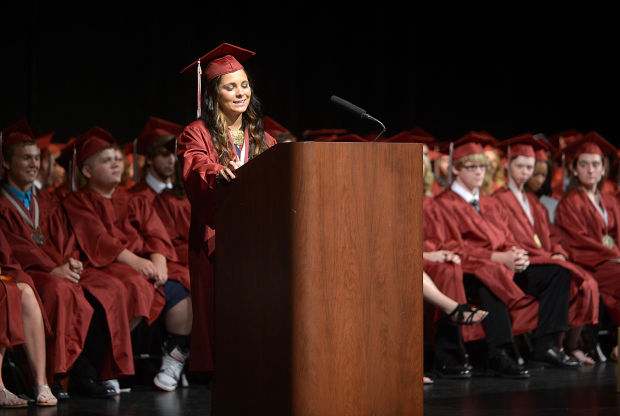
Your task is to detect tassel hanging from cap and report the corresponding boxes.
[197,60,202,119]
[132,138,139,183]
[446,142,454,188]
[70,146,77,192]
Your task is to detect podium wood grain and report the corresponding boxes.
[214,142,423,415]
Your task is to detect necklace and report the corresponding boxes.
[229,128,244,146]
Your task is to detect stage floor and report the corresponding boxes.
[5,362,618,415]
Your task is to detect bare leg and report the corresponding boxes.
[16,283,56,405]
[0,347,28,407]
[17,283,47,386]
[423,271,458,314]
[423,272,487,324]
[165,297,192,335]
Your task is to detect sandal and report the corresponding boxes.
[447,304,488,325]
[35,385,57,407]
[567,348,595,365]
[0,387,28,408]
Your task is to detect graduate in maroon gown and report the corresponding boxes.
[434,131,577,377]
[422,155,487,378]
[129,117,191,266]
[493,134,599,364]
[554,132,620,360]
[0,121,129,399]
[62,126,192,392]
[423,152,487,336]
[177,43,277,374]
[0,229,57,407]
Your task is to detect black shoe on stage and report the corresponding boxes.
[434,349,472,379]
[51,380,70,401]
[533,346,581,368]
[488,348,530,379]
[70,377,117,399]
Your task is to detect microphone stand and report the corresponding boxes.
[363,114,386,142]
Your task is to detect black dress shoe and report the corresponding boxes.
[488,348,530,379]
[533,346,581,368]
[70,377,117,398]
[51,381,70,400]
[433,349,472,379]
[434,363,472,379]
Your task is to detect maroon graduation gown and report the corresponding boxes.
[0,230,51,348]
[63,188,190,327]
[555,188,620,324]
[177,119,276,372]
[423,197,486,342]
[433,190,540,335]
[129,181,191,265]
[0,189,135,378]
[0,190,99,378]
[492,187,599,328]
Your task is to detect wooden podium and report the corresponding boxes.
[214,142,423,415]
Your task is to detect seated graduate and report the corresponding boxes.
[0,230,56,408]
[554,132,620,361]
[492,134,599,364]
[62,126,192,392]
[549,130,582,200]
[0,120,132,399]
[433,131,578,377]
[129,117,190,267]
[525,148,560,223]
[422,153,487,378]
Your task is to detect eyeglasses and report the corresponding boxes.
[461,164,487,172]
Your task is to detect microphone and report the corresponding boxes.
[330,95,367,118]
[330,95,386,141]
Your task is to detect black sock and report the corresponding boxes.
[166,333,190,353]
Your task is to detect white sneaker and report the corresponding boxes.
[102,379,120,395]
[153,346,189,392]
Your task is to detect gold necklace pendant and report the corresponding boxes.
[230,129,244,146]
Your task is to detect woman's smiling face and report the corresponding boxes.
[218,69,251,119]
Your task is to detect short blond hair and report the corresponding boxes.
[453,153,488,170]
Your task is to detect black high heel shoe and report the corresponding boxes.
[447,304,488,325]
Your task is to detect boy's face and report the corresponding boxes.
[454,160,486,193]
[148,150,176,181]
[82,148,123,187]
[5,143,40,189]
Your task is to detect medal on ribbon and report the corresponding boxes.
[603,234,615,248]
[1,187,46,247]
[533,233,542,248]
[32,231,46,246]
